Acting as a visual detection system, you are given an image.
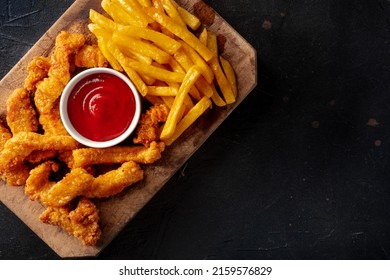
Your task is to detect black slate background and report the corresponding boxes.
[1,0,390,259]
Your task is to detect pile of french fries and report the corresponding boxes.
[88,0,237,145]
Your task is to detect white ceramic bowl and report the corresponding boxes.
[60,67,142,148]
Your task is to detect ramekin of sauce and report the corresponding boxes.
[60,67,141,148]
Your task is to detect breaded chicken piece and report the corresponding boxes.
[6,88,38,134]
[25,161,58,201]
[40,197,101,246]
[133,104,170,147]
[38,101,69,135]
[0,163,30,186]
[26,150,57,165]
[40,161,143,207]
[34,32,85,115]
[0,119,12,151]
[75,44,108,68]
[0,132,79,172]
[87,161,144,198]
[71,141,165,168]
[40,167,94,207]
[24,56,51,92]
[48,31,86,86]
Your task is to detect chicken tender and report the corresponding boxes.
[6,88,38,134]
[0,132,79,172]
[0,120,12,150]
[40,168,94,207]
[133,104,170,147]
[25,161,58,201]
[40,161,143,207]
[0,163,30,186]
[24,56,51,92]
[34,31,85,115]
[39,101,69,135]
[87,161,144,198]
[75,44,108,68]
[40,197,101,246]
[72,141,165,168]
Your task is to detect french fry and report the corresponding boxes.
[138,73,156,85]
[177,6,201,30]
[164,96,212,145]
[199,28,208,45]
[120,0,154,24]
[173,50,213,98]
[102,0,147,27]
[119,45,153,65]
[137,0,152,7]
[112,32,171,64]
[180,40,214,84]
[210,82,227,107]
[107,40,148,95]
[168,58,202,100]
[207,31,236,104]
[115,24,181,55]
[89,9,117,32]
[147,86,178,96]
[88,24,123,71]
[219,56,237,98]
[161,0,186,26]
[122,55,185,83]
[160,65,202,140]
[144,7,214,62]
[206,31,218,56]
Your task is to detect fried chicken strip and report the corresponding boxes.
[40,197,101,246]
[0,120,12,150]
[38,101,69,135]
[34,31,85,115]
[71,141,165,168]
[6,88,38,134]
[25,161,58,201]
[75,44,108,68]
[40,167,94,207]
[24,56,51,92]
[0,132,79,172]
[87,161,144,198]
[133,104,170,147]
[40,161,143,207]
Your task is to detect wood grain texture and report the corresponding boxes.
[0,0,256,257]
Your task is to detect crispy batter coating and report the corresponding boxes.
[34,31,85,115]
[25,161,58,201]
[40,197,101,246]
[40,167,94,207]
[75,44,108,68]
[0,132,79,172]
[48,31,86,86]
[6,88,38,134]
[87,161,144,198]
[0,120,12,151]
[24,56,51,92]
[39,101,69,135]
[133,104,170,147]
[0,163,30,186]
[26,150,57,165]
[40,161,143,207]
[71,141,165,168]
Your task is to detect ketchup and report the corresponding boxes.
[67,73,136,142]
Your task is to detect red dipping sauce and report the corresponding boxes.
[67,72,136,142]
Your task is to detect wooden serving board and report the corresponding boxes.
[0,0,257,257]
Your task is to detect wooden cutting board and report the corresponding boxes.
[0,0,257,257]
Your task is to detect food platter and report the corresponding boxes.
[0,0,257,257]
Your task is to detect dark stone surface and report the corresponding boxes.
[1,0,390,259]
